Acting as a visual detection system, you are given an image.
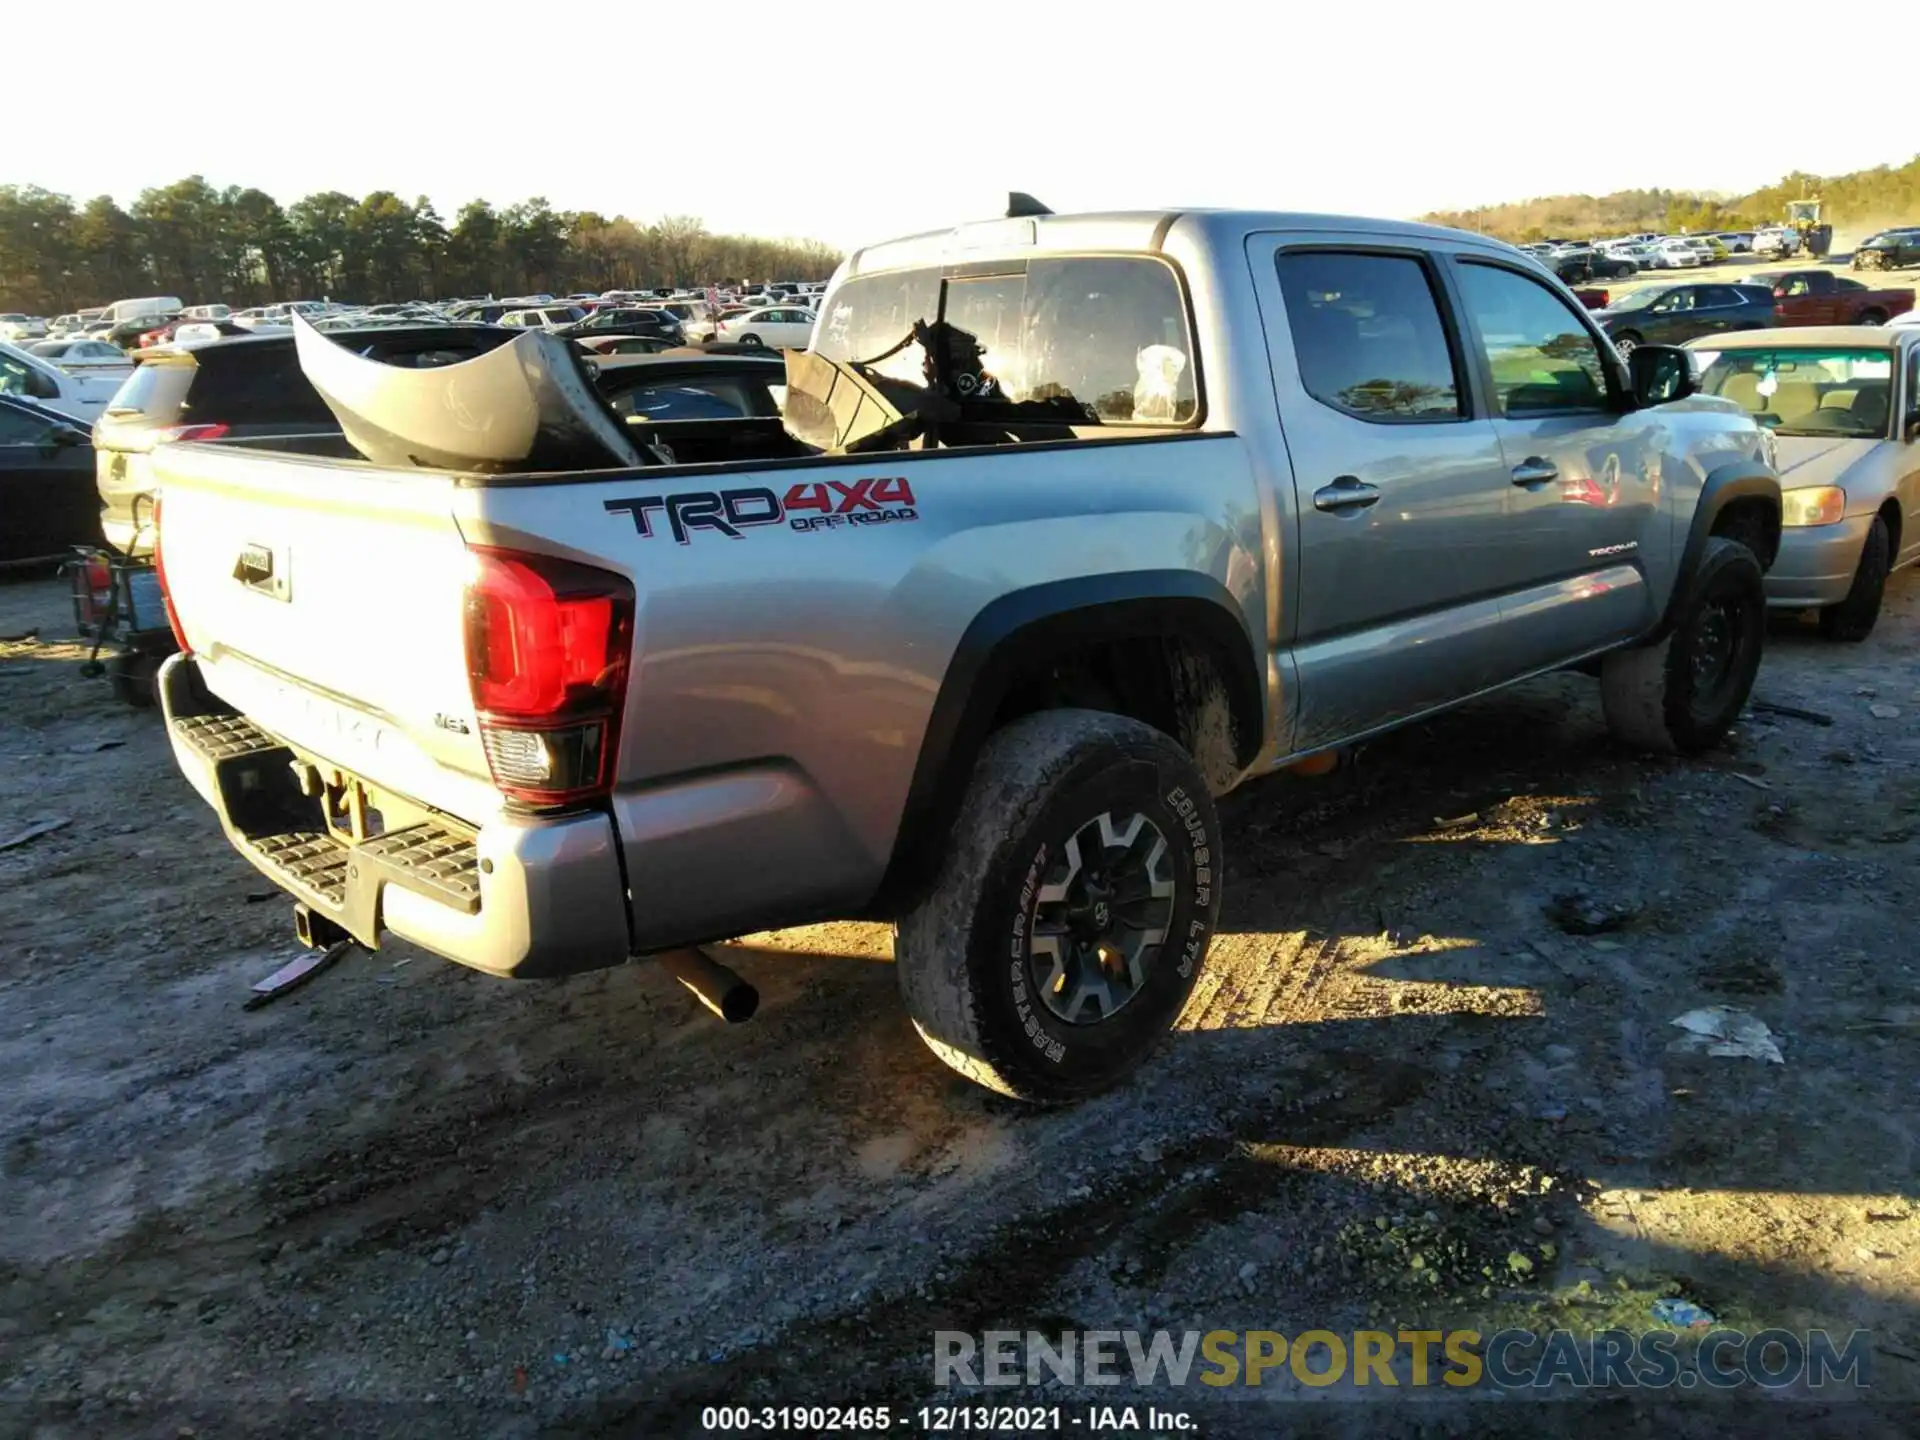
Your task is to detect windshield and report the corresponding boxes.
[1693,347,1894,438]
[1605,287,1669,313]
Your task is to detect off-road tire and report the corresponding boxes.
[895,709,1222,1103]
[1818,515,1891,642]
[1601,537,1766,754]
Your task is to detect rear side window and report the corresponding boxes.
[1275,251,1462,421]
[186,348,337,427]
[103,361,195,418]
[1455,262,1610,415]
[815,256,1197,425]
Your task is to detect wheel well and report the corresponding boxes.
[988,631,1256,795]
[864,586,1265,918]
[1879,496,1902,555]
[1711,495,1781,571]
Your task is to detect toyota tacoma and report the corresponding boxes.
[147,202,1782,1101]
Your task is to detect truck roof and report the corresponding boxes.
[1690,325,1915,350]
[844,208,1516,276]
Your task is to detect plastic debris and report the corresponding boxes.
[1751,699,1832,727]
[243,941,355,1011]
[1869,704,1902,720]
[1669,1006,1784,1063]
[0,817,70,852]
[1651,1298,1716,1329]
[1729,772,1771,792]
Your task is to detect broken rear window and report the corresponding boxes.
[814,256,1198,426]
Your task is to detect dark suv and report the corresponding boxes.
[1852,228,1920,272]
[1592,283,1776,354]
[93,325,515,554]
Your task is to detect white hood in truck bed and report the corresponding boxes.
[292,313,643,473]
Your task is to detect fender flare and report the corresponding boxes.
[1649,460,1781,641]
[863,571,1263,915]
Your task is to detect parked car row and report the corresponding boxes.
[1580,271,1915,354]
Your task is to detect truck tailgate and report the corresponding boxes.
[151,442,500,824]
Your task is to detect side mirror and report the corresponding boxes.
[1628,344,1697,407]
[26,367,60,401]
[52,425,87,447]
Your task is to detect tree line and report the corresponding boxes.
[0,176,846,314]
[1422,155,1920,244]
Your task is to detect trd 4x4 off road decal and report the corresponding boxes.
[605,478,917,543]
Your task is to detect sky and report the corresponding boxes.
[10,0,1903,250]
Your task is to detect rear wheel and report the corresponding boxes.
[1856,309,1887,327]
[1601,538,1766,754]
[1612,331,1642,356]
[895,710,1222,1103]
[1818,515,1891,643]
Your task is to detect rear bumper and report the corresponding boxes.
[1764,516,1871,610]
[159,654,632,978]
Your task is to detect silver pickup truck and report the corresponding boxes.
[150,204,1782,1101]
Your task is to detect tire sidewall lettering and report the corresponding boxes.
[986,756,1219,1077]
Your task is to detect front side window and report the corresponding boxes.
[1455,262,1610,415]
[1693,347,1894,439]
[814,256,1196,425]
[1275,251,1461,421]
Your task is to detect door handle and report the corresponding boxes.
[1312,476,1380,513]
[1511,458,1559,486]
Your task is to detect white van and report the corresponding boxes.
[103,296,185,324]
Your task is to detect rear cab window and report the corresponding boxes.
[815,255,1198,427]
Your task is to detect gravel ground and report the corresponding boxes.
[1,568,1918,1439]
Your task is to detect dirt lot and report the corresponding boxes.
[2,567,1918,1439]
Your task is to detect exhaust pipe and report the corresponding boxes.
[655,947,758,1023]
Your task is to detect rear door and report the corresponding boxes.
[1689,284,1760,336]
[0,401,97,562]
[1446,257,1664,671]
[1250,237,1513,750]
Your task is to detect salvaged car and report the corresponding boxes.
[147,203,1782,1101]
[1688,326,1920,639]
[1758,270,1915,328]
[1850,228,1920,272]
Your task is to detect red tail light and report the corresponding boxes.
[154,422,231,444]
[150,496,192,654]
[463,547,634,808]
